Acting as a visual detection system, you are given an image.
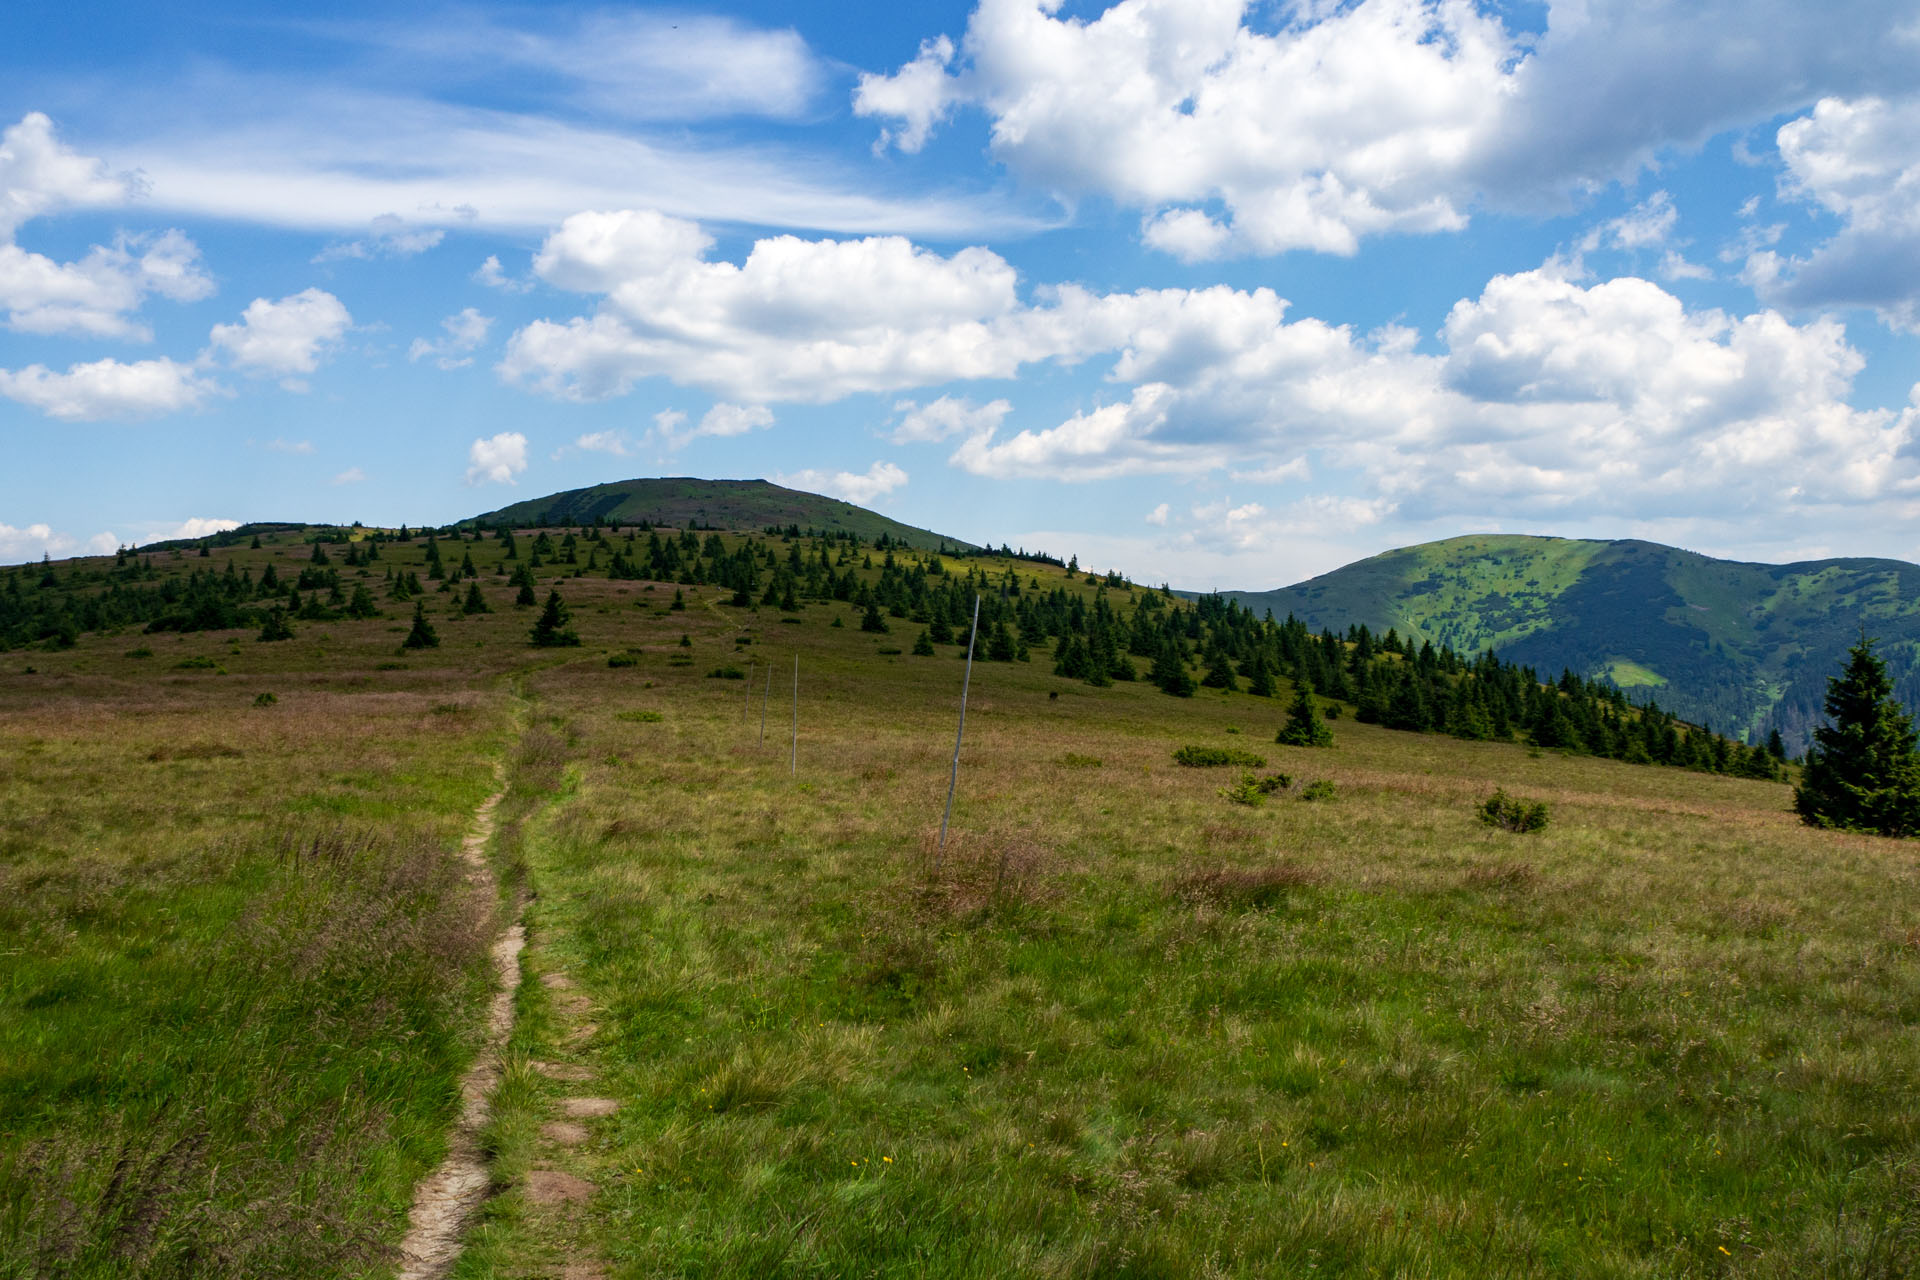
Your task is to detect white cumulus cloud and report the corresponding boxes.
[0,115,213,338]
[0,522,119,564]
[409,307,492,369]
[0,112,131,236]
[855,36,957,154]
[1763,95,1920,329]
[466,431,528,485]
[0,356,220,421]
[502,210,1026,402]
[855,0,1920,258]
[474,254,532,293]
[775,461,908,506]
[161,517,241,541]
[207,288,352,382]
[890,394,1010,443]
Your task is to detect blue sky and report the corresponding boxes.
[4,0,1920,588]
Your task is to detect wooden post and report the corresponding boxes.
[759,659,772,747]
[790,653,798,777]
[938,594,981,859]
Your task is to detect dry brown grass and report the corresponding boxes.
[1172,860,1324,907]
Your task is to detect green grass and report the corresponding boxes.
[460,566,1915,1278]
[6,527,1920,1277]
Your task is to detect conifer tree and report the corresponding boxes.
[1794,636,1920,835]
[257,607,295,642]
[530,589,581,647]
[912,628,936,656]
[402,600,439,650]
[1276,677,1334,747]
[461,582,490,615]
[1150,640,1196,697]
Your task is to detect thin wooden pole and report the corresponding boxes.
[759,659,772,747]
[790,653,798,777]
[938,594,982,857]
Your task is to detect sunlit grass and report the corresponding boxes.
[6,528,1918,1277]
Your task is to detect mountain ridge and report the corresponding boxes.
[1216,533,1920,751]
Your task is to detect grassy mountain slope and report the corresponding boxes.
[1221,534,1920,748]
[468,477,973,550]
[7,526,1915,1276]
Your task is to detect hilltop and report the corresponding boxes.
[466,476,974,551]
[1219,534,1920,749]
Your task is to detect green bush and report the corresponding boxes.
[707,666,746,680]
[1222,771,1293,806]
[607,650,641,668]
[1173,745,1267,768]
[1300,779,1337,802]
[1479,789,1549,833]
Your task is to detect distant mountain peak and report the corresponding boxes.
[1218,533,1920,751]
[466,476,973,551]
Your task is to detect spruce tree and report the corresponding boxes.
[257,607,295,642]
[1150,640,1196,698]
[461,582,490,615]
[530,589,581,647]
[401,600,439,650]
[912,628,936,656]
[1794,636,1920,835]
[1276,678,1334,747]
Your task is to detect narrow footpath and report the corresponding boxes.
[395,776,524,1280]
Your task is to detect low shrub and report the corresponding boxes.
[706,665,746,679]
[607,650,641,668]
[1479,789,1549,833]
[174,655,218,670]
[1299,779,1337,802]
[1174,745,1267,768]
[1222,771,1292,806]
[252,692,278,707]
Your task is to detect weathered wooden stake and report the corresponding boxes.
[938,594,982,859]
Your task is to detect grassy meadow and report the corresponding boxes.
[2,526,1917,1277]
